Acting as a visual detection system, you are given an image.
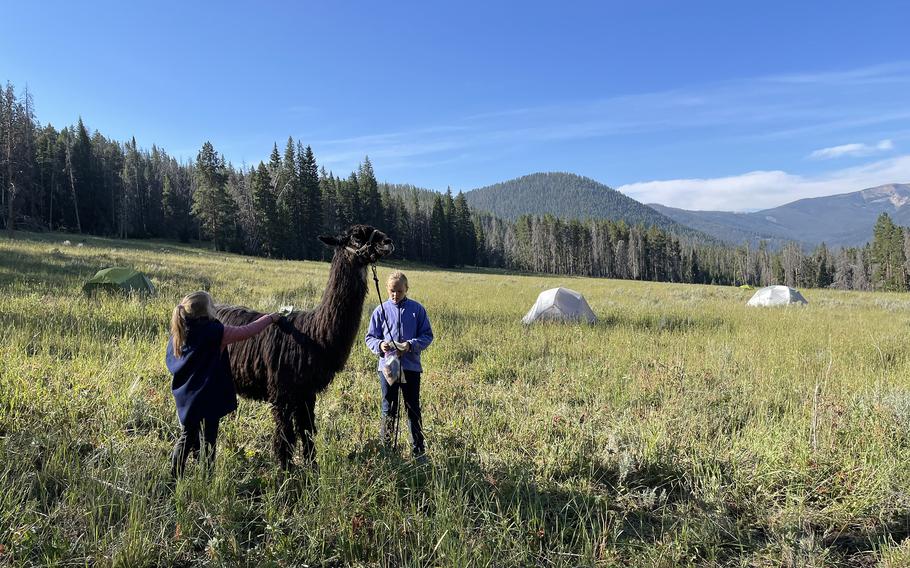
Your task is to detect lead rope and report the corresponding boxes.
[371,264,403,451]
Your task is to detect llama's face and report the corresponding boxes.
[319,224,394,264]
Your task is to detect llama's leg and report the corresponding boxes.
[271,403,296,469]
[295,394,317,467]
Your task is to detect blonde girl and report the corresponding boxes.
[165,291,279,477]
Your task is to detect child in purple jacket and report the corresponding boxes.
[365,271,434,459]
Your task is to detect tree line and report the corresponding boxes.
[1,80,907,292]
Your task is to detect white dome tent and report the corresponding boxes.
[522,287,597,324]
[746,285,808,307]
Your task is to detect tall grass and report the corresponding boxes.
[1,231,908,566]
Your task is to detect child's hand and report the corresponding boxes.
[380,341,393,353]
[268,312,282,323]
[396,341,410,353]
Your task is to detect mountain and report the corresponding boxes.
[650,183,910,248]
[464,172,688,233]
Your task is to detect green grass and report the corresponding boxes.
[1,231,909,567]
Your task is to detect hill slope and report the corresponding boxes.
[650,183,910,248]
[464,172,688,232]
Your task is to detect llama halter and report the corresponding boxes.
[345,228,387,263]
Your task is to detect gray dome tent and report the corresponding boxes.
[522,287,596,324]
[746,285,807,307]
[83,267,155,296]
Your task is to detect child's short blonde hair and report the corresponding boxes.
[170,291,217,356]
[386,271,409,289]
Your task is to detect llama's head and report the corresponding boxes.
[319,224,394,264]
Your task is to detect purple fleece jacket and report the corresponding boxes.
[365,298,433,372]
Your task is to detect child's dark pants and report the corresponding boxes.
[379,370,424,455]
[171,417,220,477]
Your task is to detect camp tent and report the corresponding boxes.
[522,287,597,324]
[83,267,156,296]
[746,285,807,307]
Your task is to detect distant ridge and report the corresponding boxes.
[650,182,910,248]
[464,172,688,232]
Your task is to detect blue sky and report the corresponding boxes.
[3,1,910,210]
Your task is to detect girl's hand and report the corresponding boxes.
[380,341,393,353]
[396,341,410,353]
[269,312,282,323]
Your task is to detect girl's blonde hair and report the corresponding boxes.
[170,291,217,356]
[386,271,409,289]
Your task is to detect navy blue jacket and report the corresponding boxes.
[166,318,237,424]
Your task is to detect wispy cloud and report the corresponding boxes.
[618,154,910,211]
[809,139,894,160]
[307,61,910,181]
[763,61,910,87]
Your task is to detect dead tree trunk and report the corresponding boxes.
[65,144,81,233]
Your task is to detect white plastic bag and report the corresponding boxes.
[381,352,406,386]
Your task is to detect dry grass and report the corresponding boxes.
[1,231,909,566]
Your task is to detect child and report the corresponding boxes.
[166,291,280,477]
[365,271,434,460]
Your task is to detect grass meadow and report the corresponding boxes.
[1,231,910,567]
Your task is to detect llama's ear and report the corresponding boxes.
[318,234,342,247]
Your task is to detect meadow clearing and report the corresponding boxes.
[1,232,909,567]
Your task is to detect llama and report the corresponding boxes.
[216,224,394,467]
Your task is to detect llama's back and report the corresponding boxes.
[215,304,332,401]
[215,304,274,401]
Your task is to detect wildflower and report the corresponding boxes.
[352,515,366,536]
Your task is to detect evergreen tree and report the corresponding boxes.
[358,156,382,227]
[871,213,907,291]
[442,188,456,265]
[298,143,321,258]
[277,137,304,258]
[430,194,449,266]
[162,173,193,241]
[342,172,360,226]
[454,191,476,265]
[320,167,338,237]
[69,118,96,232]
[268,143,282,185]
[34,124,63,230]
[251,162,282,256]
[409,189,425,261]
[191,141,237,251]
[813,243,834,288]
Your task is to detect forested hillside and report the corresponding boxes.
[464,172,685,230]
[2,80,910,292]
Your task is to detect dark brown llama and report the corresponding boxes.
[216,224,394,467]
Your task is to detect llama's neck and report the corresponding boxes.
[311,250,368,370]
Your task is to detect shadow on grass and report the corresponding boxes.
[0,306,163,343]
[341,435,901,565]
[341,437,767,564]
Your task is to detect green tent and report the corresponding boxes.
[83,267,156,296]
